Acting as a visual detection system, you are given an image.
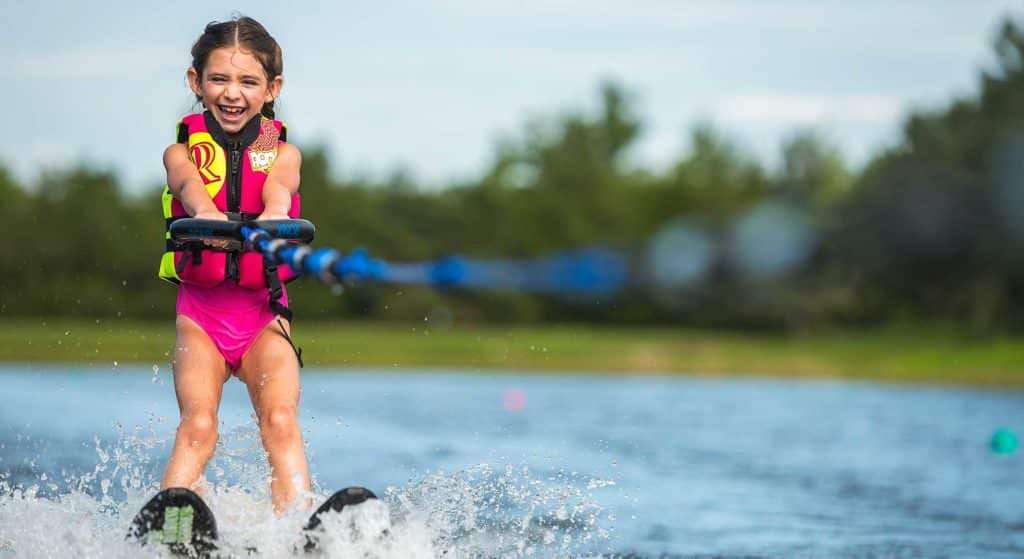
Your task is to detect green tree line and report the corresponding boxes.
[3,19,1024,333]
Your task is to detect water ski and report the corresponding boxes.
[127,487,218,558]
[302,486,382,552]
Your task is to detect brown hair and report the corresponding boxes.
[190,16,283,118]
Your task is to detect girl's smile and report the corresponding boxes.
[188,47,281,135]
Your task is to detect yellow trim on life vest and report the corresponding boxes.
[159,252,180,283]
[161,187,174,218]
[159,187,179,283]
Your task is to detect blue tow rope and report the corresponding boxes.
[237,224,628,297]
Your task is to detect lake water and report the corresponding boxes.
[0,364,1022,558]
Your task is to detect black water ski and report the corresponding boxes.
[302,486,378,552]
[127,487,218,558]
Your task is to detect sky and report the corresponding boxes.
[3,1,1020,193]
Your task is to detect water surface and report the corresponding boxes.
[1,364,1022,558]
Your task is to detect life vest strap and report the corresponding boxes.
[275,318,303,369]
[175,246,203,275]
[265,254,302,368]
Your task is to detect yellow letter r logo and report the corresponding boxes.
[190,141,222,185]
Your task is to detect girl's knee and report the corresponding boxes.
[259,405,299,442]
[179,410,219,447]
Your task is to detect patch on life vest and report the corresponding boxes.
[187,132,226,195]
[191,140,222,186]
[249,119,280,173]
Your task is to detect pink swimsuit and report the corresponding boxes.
[176,281,286,371]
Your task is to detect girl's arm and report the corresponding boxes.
[163,143,225,220]
[258,143,302,220]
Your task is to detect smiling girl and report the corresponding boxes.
[158,16,309,513]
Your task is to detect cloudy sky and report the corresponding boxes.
[4,1,1019,193]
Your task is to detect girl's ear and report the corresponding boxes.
[266,75,283,103]
[186,67,202,97]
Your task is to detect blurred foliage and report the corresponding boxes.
[5,18,1024,334]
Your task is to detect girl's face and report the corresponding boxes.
[187,47,282,135]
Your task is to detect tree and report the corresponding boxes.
[777,130,850,208]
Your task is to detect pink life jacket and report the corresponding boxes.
[159,112,301,289]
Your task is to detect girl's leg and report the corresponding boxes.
[236,319,310,513]
[161,315,230,490]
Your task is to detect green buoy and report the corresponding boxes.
[990,428,1019,455]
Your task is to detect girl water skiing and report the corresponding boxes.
[159,15,309,514]
[129,17,381,555]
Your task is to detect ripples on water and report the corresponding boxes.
[1,365,1023,558]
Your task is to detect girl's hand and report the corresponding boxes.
[194,210,229,221]
[256,212,289,221]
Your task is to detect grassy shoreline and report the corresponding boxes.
[0,318,1021,388]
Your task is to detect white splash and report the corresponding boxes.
[0,428,613,558]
